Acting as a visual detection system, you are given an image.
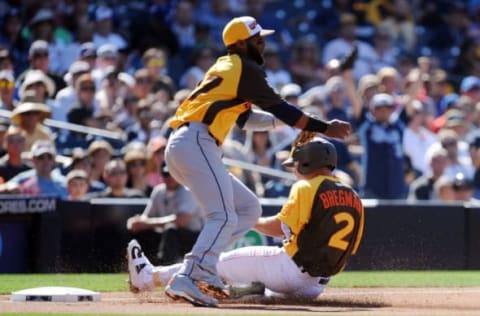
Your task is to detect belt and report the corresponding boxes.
[300,267,330,285]
[178,122,220,146]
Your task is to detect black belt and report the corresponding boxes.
[178,122,220,146]
[300,268,330,285]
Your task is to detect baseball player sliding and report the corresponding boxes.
[128,137,364,303]
[161,16,352,307]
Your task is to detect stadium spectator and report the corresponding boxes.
[0,125,30,183]
[355,93,408,199]
[145,136,167,187]
[263,43,292,92]
[402,100,438,176]
[66,169,89,201]
[10,91,53,152]
[92,6,127,51]
[17,40,66,96]
[92,159,145,198]
[54,60,91,122]
[126,162,203,265]
[124,149,153,197]
[16,140,67,198]
[408,147,449,201]
[67,147,105,193]
[288,35,325,89]
[179,46,216,90]
[92,44,119,90]
[87,140,113,185]
[133,68,154,100]
[0,70,16,110]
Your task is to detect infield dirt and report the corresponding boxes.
[1,287,480,315]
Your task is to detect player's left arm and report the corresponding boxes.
[236,59,351,139]
[254,215,284,237]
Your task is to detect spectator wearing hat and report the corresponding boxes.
[459,76,480,104]
[0,49,16,75]
[67,73,97,126]
[124,149,153,197]
[17,40,66,96]
[322,13,377,80]
[146,136,167,187]
[356,93,408,199]
[54,60,91,122]
[15,139,67,198]
[141,47,174,85]
[92,159,145,198]
[66,169,89,200]
[0,125,30,183]
[92,5,127,51]
[92,44,119,89]
[0,70,16,110]
[79,42,97,69]
[87,140,113,185]
[11,91,53,151]
[126,162,204,265]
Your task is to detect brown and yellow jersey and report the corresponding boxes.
[277,175,364,277]
[169,54,284,144]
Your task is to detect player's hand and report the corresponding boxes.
[324,119,352,139]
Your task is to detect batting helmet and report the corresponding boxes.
[282,138,337,174]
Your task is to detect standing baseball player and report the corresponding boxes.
[128,137,364,300]
[162,16,352,307]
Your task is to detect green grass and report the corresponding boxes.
[1,271,479,295]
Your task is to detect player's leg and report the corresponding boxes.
[217,245,326,298]
[228,172,263,243]
[164,126,237,304]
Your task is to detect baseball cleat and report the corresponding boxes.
[196,276,230,299]
[165,274,219,307]
[127,239,154,293]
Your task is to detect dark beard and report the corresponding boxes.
[246,41,264,66]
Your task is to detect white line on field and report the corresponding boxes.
[324,288,480,296]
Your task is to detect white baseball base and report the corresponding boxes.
[11,286,101,302]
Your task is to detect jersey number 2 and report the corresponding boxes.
[328,212,354,251]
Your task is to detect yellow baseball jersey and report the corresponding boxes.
[277,175,364,276]
[169,54,283,144]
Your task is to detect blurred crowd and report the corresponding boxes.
[0,0,480,205]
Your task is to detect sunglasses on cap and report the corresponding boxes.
[0,80,14,89]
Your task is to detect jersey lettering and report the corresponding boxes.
[188,75,223,102]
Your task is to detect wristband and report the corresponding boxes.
[305,116,328,133]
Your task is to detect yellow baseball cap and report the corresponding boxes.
[222,16,275,47]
